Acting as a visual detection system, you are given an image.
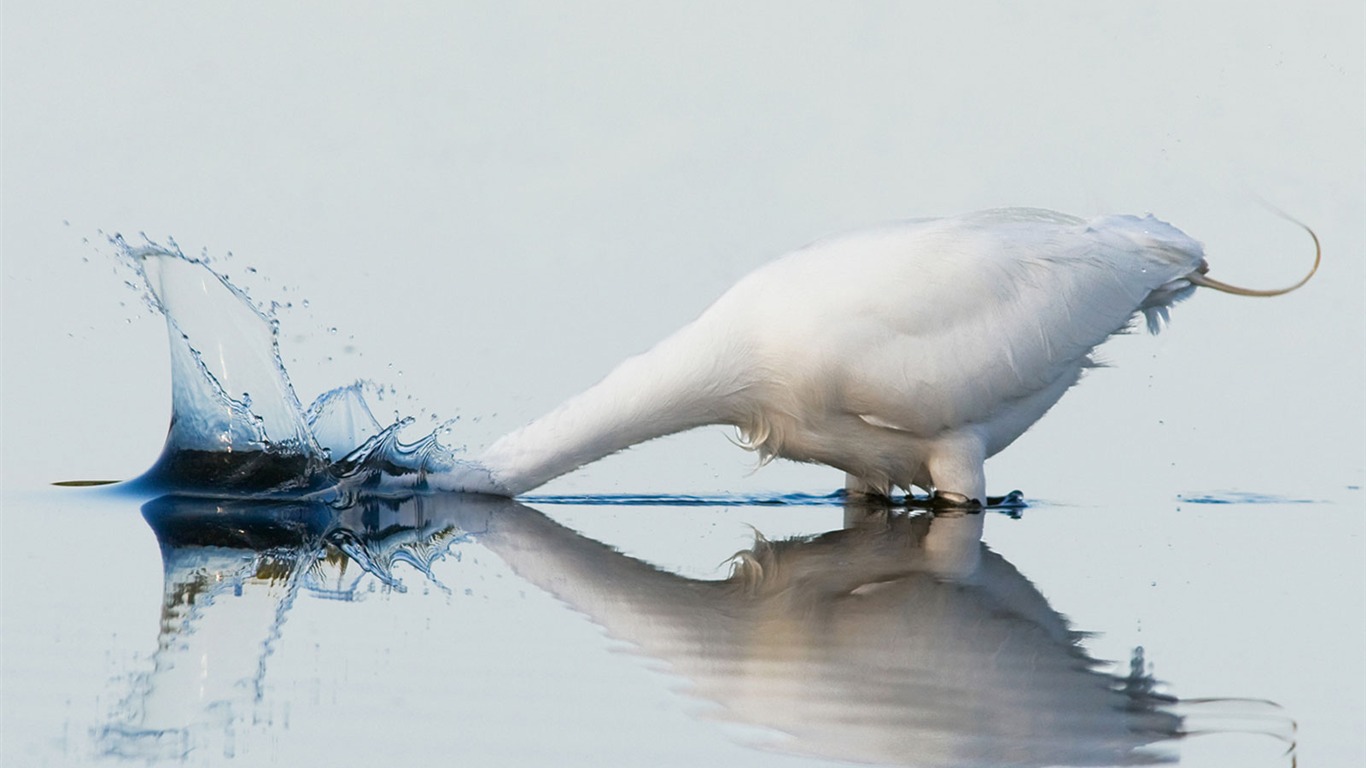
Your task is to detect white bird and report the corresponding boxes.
[437,208,1318,504]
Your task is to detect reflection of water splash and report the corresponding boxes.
[113,239,469,494]
[98,499,327,761]
[98,494,466,761]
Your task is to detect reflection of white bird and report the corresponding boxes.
[441,208,1317,503]
[430,494,1228,767]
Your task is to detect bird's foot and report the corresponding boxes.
[931,490,983,514]
[986,489,1026,509]
[842,488,895,506]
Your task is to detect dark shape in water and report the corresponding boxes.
[143,494,334,550]
[139,447,321,492]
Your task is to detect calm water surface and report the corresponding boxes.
[4,482,1358,767]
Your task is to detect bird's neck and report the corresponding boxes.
[475,321,749,495]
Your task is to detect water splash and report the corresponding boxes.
[112,238,465,495]
[306,381,383,459]
[113,239,321,491]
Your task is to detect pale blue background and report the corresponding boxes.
[3,2,1363,766]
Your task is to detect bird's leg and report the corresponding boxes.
[927,437,987,509]
[843,474,893,527]
[844,473,892,500]
[932,491,982,511]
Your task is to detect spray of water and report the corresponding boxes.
[113,238,468,495]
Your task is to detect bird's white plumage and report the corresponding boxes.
[437,208,1208,502]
